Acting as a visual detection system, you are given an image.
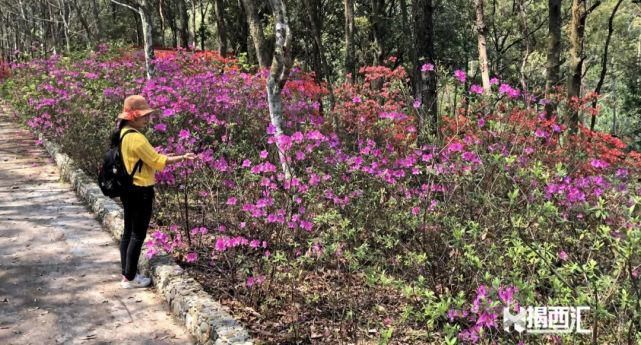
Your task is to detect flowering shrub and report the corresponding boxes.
[4,46,641,344]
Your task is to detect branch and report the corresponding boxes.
[110,0,138,13]
[583,0,602,19]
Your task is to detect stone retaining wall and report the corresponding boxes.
[38,134,253,345]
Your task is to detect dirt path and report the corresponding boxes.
[0,110,194,345]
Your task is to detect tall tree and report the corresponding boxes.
[412,0,438,138]
[213,0,227,55]
[545,0,562,117]
[474,0,491,93]
[370,0,386,64]
[197,0,211,51]
[567,0,601,132]
[111,0,155,79]
[241,0,270,68]
[344,0,356,82]
[176,0,189,48]
[302,0,336,113]
[266,0,293,178]
[71,0,93,49]
[590,0,623,131]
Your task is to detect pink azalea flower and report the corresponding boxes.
[421,63,434,72]
[590,159,609,169]
[154,123,167,132]
[454,69,467,83]
[185,252,198,263]
[475,312,497,328]
[469,84,484,95]
[558,250,569,261]
[535,129,548,138]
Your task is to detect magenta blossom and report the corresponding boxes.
[558,250,569,261]
[178,129,190,139]
[469,84,484,95]
[185,252,198,263]
[454,69,467,83]
[421,63,434,72]
[154,123,167,132]
[590,159,609,169]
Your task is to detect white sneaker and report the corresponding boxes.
[120,274,151,289]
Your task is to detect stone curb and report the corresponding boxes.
[37,134,253,345]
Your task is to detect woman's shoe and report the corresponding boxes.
[120,274,151,288]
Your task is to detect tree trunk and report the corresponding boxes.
[241,0,270,68]
[344,0,356,82]
[158,0,166,47]
[17,0,32,58]
[165,1,178,47]
[72,0,94,49]
[370,0,386,64]
[302,0,336,113]
[92,0,103,37]
[140,0,155,78]
[176,0,190,48]
[48,2,59,55]
[474,0,491,93]
[545,0,562,118]
[111,0,155,78]
[214,0,227,55]
[235,0,249,55]
[518,0,531,107]
[191,0,197,48]
[590,0,623,131]
[413,0,438,139]
[266,0,293,178]
[567,0,601,132]
[302,0,322,83]
[198,0,211,51]
[57,0,72,54]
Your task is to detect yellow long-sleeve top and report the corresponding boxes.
[120,126,168,187]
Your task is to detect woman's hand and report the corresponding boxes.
[183,152,196,161]
[166,152,198,164]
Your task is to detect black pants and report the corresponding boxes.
[120,185,154,281]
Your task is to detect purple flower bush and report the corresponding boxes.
[4,46,641,343]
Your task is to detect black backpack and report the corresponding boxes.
[98,129,143,198]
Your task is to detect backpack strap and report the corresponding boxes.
[119,129,143,177]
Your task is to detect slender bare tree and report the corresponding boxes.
[567,0,601,132]
[266,0,293,178]
[344,0,356,82]
[111,0,155,79]
[474,0,491,93]
[241,0,270,68]
[590,0,623,131]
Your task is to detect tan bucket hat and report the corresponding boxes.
[117,95,156,121]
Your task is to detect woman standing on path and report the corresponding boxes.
[113,95,196,288]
